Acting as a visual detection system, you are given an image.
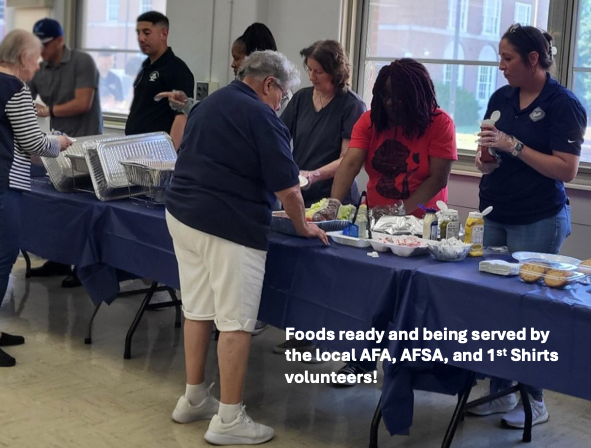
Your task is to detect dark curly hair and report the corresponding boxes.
[502,23,554,71]
[300,40,350,93]
[234,23,277,55]
[370,59,440,138]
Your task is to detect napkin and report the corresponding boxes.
[479,260,520,276]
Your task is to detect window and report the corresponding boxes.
[359,0,536,150]
[79,0,167,115]
[514,2,532,25]
[107,0,120,22]
[482,0,502,36]
[573,0,591,163]
[140,0,152,13]
[448,0,469,32]
[0,0,5,40]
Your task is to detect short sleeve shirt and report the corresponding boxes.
[165,81,299,251]
[479,74,587,225]
[100,71,124,101]
[349,110,458,215]
[125,48,194,136]
[280,87,366,206]
[28,47,102,137]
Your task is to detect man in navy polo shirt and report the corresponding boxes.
[125,11,194,149]
[165,50,328,445]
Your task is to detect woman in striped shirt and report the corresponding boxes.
[0,29,71,367]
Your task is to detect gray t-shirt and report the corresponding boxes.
[29,46,102,137]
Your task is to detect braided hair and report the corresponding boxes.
[370,58,440,138]
[235,23,277,55]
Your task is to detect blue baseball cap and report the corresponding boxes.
[33,18,64,44]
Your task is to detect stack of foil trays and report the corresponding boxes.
[59,132,176,201]
[42,134,114,192]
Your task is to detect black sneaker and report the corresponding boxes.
[0,348,15,367]
[29,261,72,277]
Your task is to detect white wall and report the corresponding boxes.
[167,0,343,90]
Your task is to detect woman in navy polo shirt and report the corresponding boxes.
[470,24,586,429]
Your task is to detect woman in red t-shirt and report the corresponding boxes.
[330,58,458,385]
[332,58,458,218]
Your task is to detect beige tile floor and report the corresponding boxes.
[1,256,591,448]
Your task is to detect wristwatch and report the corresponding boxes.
[511,138,524,157]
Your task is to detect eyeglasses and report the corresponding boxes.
[273,80,291,105]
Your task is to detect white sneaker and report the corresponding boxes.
[204,406,274,445]
[468,393,517,416]
[171,384,220,423]
[502,394,549,428]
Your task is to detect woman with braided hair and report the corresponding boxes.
[231,23,277,77]
[329,59,457,385]
[332,58,457,219]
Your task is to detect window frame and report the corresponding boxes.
[448,0,469,32]
[514,2,533,25]
[353,0,591,189]
[482,0,502,36]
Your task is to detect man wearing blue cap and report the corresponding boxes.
[28,18,103,286]
[29,18,102,138]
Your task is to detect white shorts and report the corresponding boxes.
[166,211,267,332]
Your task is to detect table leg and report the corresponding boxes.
[124,281,158,359]
[85,303,102,344]
[21,250,32,278]
[369,395,382,448]
[441,371,476,448]
[518,383,533,443]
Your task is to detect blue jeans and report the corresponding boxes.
[483,204,571,402]
[0,189,21,307]
[484,203,571,253]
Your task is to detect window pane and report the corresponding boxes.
[362,0,550,152]
[0,0,5,38]
[572,71,591,163]
[80,0,167,115]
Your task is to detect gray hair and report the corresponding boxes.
[237,50,300,92]
[0,29,42,66]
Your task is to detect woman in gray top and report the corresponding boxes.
[280,40,367,207]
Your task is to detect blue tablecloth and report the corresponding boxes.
[19,180,591,436]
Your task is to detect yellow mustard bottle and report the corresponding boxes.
[465,211,485,257]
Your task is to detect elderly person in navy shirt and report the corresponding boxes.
[165,50,328,445]
[470,24,586,429]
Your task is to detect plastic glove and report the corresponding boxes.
[371,200,405,219]
[154,90,196,115]
[299,170,321,190]
[477,126,515,153]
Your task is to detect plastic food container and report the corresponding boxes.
[327,231,372,248]
[428,239,472,261]
[372,235,430,257]
[578,259,591,275]
[518,261,584,289]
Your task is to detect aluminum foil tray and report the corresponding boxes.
[84,146,148,201]
[87,132,176,189]
[43,134,113,192]
[119,158,176,188]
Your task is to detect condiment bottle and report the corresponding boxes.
[356,204,368,239]
[423,208,438,240]
[465,211,485,256]
[439,209,460,240]
[479,117,498,163]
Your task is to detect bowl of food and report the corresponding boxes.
[429,238,472,262]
